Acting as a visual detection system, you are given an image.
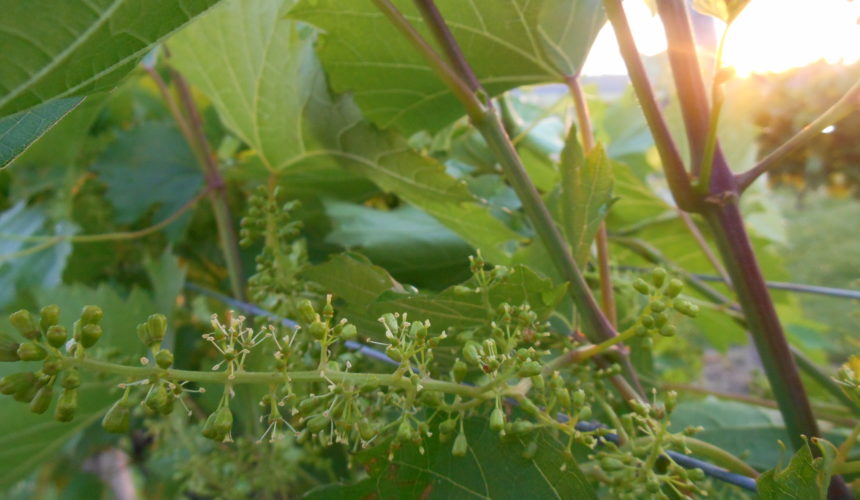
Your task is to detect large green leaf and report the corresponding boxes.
[0,0,222,118]
[292,0,605,134]
[306,418,597,500]
[0,98,82,169]
[170,0,520,263]
[757,439,836,500]
[559,131,613,267]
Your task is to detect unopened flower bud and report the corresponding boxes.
[452,359,468,382]
[651,268,667,288]
[0,333,20,362]
[145,384,169,411]
[633,279,651,295]
[102,399,131,434]
[202,406,233,441]
[62,369,80,389]
[80,324,102,348]
[452,432,468,457]
[305,414,330,434]
[147,314,167,343]
[489,407,505,432]
[80,306,103,325]
[17,342,47,361]
[518,360,542,377]
[665,279,684,298]
[55,388,77,422]
[39,305,61,333]
[10,310,39,339]
[29,385,53,414]
[155,349,174,369]
[46,325,67,348]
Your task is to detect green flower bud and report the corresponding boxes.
[522,439,538,460]
[45,325,67,349]
[155,349,174,369]
[462,341,481,365]
[688,467,705,481]
[600,456,625,471]
[578,406,592,420]
[397,419,414,441]
[665,279,684,298]
[380,313,399,334]
[650,300,667,313]
[39,305,61,332]
[641,315,655,329]
[297,300,317,325]
[659,325,677,337]
[147,314,167,344]
[308,321,326,340]
[654,312,669,327]
[30,385,53,414]
[102,400,131,433]
[573,389,586,407]
[511,420,535,436]
[358,420,376,441]
[556,388,571,409]
[145,384,169,411]
[489,407,505,432]
[452,432,468,457]
[137,323,153,346]
[632,278,651,295]
[0,372,34,395]
[298,396,325,414]
[439,418,457,435]
[202,406,233,441]
[80,305,103,325]
[452,359,468,383]
[0,333,20,361]
[340,324,357,341]
[14,380,40,403]
[42,356,63,376]
[10,310,39,340]
[385,345,403,362]
[17,342,47,361]
[651,268,667,288]
[55,388,77,422]
[517,360,542,377]
[452,285,473,296]
[62,369,80,389]
[305,414,330,434]
[80,324,102,348]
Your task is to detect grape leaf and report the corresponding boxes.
[757,438,837,500]
[170,0,520,263]
[0,0,222,117]
[559,130,613,267]
[306,418,597,500]
[92,122,204,239]
[0,98,82,169]
[292,0,605,134]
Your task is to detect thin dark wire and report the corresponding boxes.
[184,282,757,492]
[618,266,860,300]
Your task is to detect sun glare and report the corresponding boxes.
[583,0,860,77]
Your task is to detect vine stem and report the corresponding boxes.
[168,66,246,301]
[0,189,209,262]
[566,76,616,326]
[375,0,645,400]
[63,356,485,399]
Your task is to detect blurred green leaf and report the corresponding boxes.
[92,122,203,239]
[0,202,75,307]
[0,0,222,117]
